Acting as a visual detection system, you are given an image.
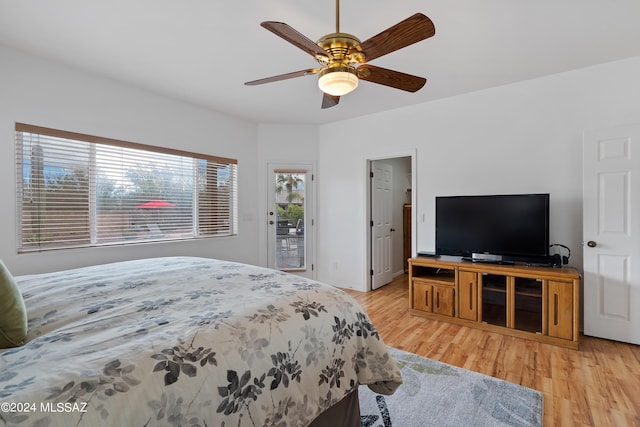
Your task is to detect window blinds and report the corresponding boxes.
[15,123,237,252]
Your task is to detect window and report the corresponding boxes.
[15,123,238,252]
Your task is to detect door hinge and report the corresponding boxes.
[370,171,374,178]
[370,220,374,227]
[370,269,374,276]
[312,264,315,271]
[312,219,315,226]
[312,174,315,181]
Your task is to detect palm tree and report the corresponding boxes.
[276,173,304,203]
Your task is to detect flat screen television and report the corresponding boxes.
[435,193,550,262]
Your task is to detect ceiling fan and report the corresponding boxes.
[244,0,435,109]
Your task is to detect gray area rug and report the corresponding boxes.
[359,347,543,427]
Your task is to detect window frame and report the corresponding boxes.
[15,123,238,252]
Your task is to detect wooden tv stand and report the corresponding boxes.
[408,256,580,349]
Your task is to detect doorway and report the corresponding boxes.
[367,154,414,291]
[267,164,315,279]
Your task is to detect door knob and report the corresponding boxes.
[587,240,597,248]
[269,220,274,225]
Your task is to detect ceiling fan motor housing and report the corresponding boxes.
[316,33,365,65]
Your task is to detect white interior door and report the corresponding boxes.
[371,161,393,290]
[267,165,314,279]
[583,123,640,345]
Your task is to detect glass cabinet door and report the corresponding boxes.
[513,277,543,333]
[481,274,507,327]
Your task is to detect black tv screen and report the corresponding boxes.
[435,193,549,259]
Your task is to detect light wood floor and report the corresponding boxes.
[342,274,640,427]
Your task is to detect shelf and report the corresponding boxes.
[515,277,542,296]
[516,290,542,298]
[411,265,455,286]
[413,277,453,287]
[483,287,540,298]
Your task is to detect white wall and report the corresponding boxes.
[0,46,260,275]
[316,56,640,291]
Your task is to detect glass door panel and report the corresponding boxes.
[514,277,543,333]
[481,273,507,327]
[274,171,306,271]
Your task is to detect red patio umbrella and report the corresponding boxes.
[136,200,176,208]
[135,200,176,229]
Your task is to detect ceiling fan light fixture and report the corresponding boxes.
[318,66,358,96]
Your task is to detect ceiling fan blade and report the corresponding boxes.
[261,21,331,59]
[357,64,426,92]
[321,93,340,109]
[245,68,321,86]
[353,13,435,62]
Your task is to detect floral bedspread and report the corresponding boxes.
[0,257,401,426]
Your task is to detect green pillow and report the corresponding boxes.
[0,260,27,348]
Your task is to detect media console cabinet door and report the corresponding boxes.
[548,280,573,340]
[458,271,478,321]
[413,279,433,312]
[433,286,455,317]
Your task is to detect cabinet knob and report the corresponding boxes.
[587,240,597,248]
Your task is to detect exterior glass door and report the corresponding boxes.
[269,168,310,273]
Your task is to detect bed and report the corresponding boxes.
[0,256,402,426]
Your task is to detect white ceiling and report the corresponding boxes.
[1,0,640,125]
